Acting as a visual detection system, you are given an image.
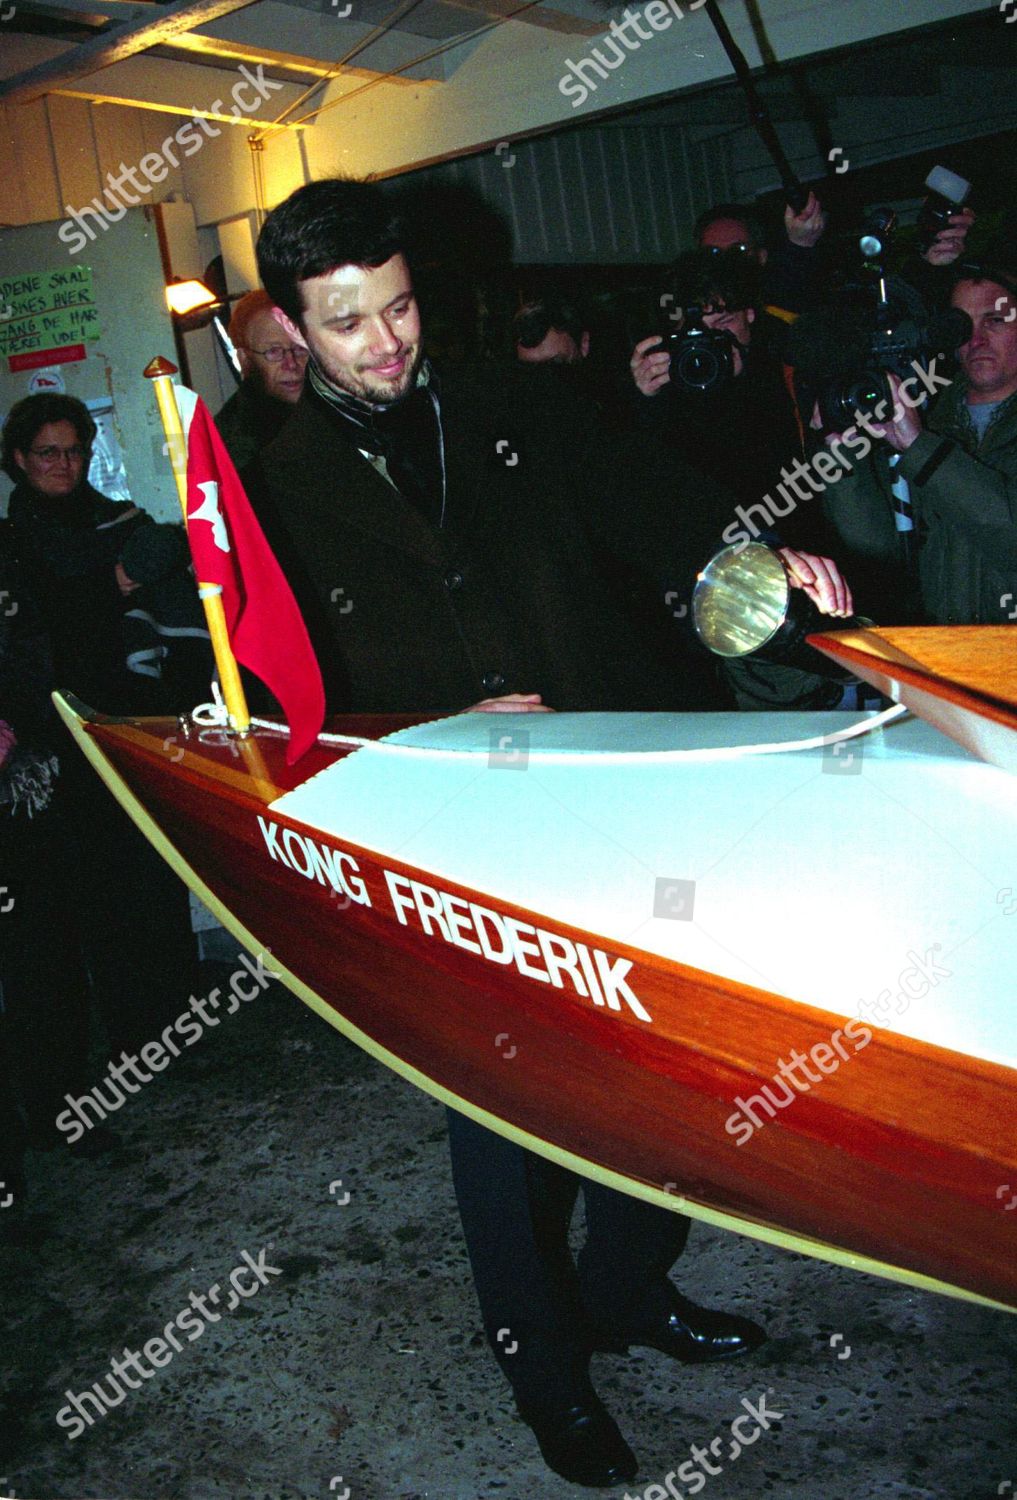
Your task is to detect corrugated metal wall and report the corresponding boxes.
[390,12,1017,265]
[400,122,736,264]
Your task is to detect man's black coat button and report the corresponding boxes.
[445,570,464,591]
[482,671,505,693]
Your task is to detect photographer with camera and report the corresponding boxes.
[629,249,820,551]
[694,173,974,331]
[695,196,828,327]
[795,256,1017,627]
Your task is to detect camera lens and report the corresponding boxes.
[846,373,889,420]
[820,369,889,431]
[675,344,721,391]
[672,333,731,394]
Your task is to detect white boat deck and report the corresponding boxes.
[271,712,1017,1072]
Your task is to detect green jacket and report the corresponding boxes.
[821,377,1017,625]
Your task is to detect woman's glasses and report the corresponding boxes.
[28,444,87,464]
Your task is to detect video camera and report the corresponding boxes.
[814,295,971,431]
[793,187,973,434]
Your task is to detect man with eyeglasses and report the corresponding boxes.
[215,289,309,468]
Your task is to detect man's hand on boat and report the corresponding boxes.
[778,548,855,617]
[466,693,555,713]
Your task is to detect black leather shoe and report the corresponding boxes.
[590,1289,765,1364]
[518,1394,639,1487]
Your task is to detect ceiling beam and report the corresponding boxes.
[163,31,441,86]
[0,0,260,106]
[51,85,307,128]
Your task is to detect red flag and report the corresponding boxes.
[183,394,324,763]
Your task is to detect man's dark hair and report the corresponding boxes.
[514,293,588,350]
[2,393,96,482]
[256,178,406,326]
[672,248,762,313]
[693,203,767,253]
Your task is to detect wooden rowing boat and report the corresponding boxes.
[55,625,1017,1313]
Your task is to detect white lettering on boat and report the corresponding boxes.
[253,816,650,1021]
[383,870,651,1023]
[257,816,371,906]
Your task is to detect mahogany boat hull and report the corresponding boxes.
[56,694,1017,1313]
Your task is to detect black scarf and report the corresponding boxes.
[307,358,446,528]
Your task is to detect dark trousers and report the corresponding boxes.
[447,1108,690,1412]
[1,757,198,1159]
[0,990,29,1202]
[60,751,198,1054]
[1,800,91,1142]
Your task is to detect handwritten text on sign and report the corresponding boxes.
[0,267,100,358]
[256,815,652,1022]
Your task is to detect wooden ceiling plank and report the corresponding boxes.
[162,30,440,84]
[51,85,307,129]
[0,0,261,106]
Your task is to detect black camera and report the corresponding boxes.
[816,303,970,431]
[815,303,973,432]
[915,165,971,256]
[799,195,972,433]
[662,307,737,395]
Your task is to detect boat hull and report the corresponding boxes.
[56,695,1017,1313]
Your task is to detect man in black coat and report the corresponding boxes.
[248,178,850,1487]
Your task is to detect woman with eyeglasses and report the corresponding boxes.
[2,392,147,711]
[1,393,199,1077]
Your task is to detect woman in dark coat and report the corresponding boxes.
[3,393,148,712]
[0,525,93,1196]
[2,395,198,1072]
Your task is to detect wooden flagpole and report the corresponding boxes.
[144,356,251,735]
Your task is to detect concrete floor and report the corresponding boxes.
[2,934,1015,1500]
